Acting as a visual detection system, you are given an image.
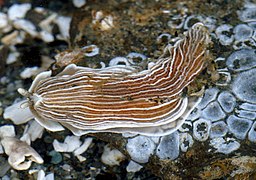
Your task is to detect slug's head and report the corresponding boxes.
[17,70,52,110]
[17,88,42,109]
[17,87,65,132]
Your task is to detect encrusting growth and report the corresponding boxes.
[18,22,211,136]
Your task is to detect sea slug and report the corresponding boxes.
[18,23,211,136]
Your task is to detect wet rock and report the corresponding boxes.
[210,137,240,154]
[156,131,179,160]
[210,121,228,138]
[215,24,234,46]
[48,150,62,164]
[8,3,31,21]
[233,24,253,42]
[126,136,155,163]
[237,110,256,120]
[126,160,143,172]
[240,103,256,111]
[227,115,252,140]
[232,68,256,103]
[226,49,256,72]
[101,145,125,166]
[238,6,256,22]
[217,91,236,113]
[248,122,256,143]
[201,101,226,122]
[198,88,219,109]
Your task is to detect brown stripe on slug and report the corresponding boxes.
[19,23,211,136]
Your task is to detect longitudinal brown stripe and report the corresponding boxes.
[19,23,211,136]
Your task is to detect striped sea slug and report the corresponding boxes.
[18,22,211,136]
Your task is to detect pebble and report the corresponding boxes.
[48,150,62,164]
[61,164,73,172]
[126,160,143,172]
[240,103,256,111]
[1,137,43,170]
[198,88,219,109]
[6,51,20,64]
[233,24,253,42]
[37,170,54,180]
[39,13,58,33]
[226,49,256,72]
[210,121,228,138]
[122,133,137,138]
[232,68,256,103]
[156,33,172,44]
[2,175,10,180]
[0,125,15,138]
[76,155,86,162]
[92,11,114,31]
[20,67,39,79]
[0,157,11,177]
[2,31,25,45]
[167,14,185,29]
[227,115,252,140]
[217,91,236,113]
[204,16,217,32]
[73,137,93,156]
[8,3,31,21]
[201,101,226,122]
[55,16,72,40]
[126,136,155,163]
[238,7,256,22]
[0,13,8,29]
[248,122,256,143]
[53,135,82,152]
[13,19,38,37]
[39,30,54,42]
[215,24,234,46]
[248,21,256,29]
[101,145,125,166]
[215,71,232,86]
[237,110,256,120]
[72,0,86,8]
[210,137,240,154]
[21,120,44,142]
[156,131,179,160]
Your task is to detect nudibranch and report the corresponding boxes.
[18,23,211,136]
